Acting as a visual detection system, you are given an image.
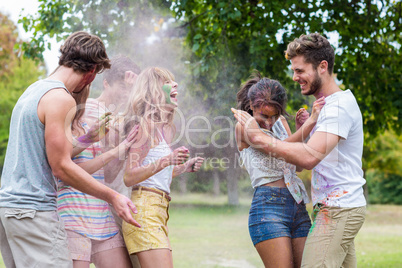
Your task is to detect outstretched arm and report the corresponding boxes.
[284,97,325,143]
[77,125,139,175]
[40,89,140,227]
[123,127,190,187]
[71,112,112,157]
[172,157,205,177]
[232,108,340,170]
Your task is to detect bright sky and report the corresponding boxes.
[1,0,60,74]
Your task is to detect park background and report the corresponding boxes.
[0,0,401,267]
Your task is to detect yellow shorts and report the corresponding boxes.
[122,187,171,254]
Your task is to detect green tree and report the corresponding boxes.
[364,130,402,204]
[172,0,401,140]
[0,13,46,173]
[19,0,402,204]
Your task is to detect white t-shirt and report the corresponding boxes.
[310,89,366,207]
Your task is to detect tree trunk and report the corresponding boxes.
[179,175,187,194]
[213,171,220,196]
[227,167,239,205]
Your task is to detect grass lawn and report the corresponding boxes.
[1,193,401,267]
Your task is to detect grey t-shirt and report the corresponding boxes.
[0,80,68,210]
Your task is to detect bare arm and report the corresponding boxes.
[279,118,302,172]
[232,108,340,170]
[123,128,189,187]
[71,112,112,157]
[172,157,204,177]
[39,89,140,227]
[77,125,138,175]
[102,124,127,184]
[284,97,325,143]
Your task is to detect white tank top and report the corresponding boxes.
[239,119,310,204]
[136,133,173,194]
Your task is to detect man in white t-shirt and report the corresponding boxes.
[232,33,366,267]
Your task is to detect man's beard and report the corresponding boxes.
[303,71,322,96]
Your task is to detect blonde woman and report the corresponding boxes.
[122,67,204,267]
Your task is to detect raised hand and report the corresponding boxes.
[75,112,112,147]
[296,108,310,130]
[310,96,326,122]
[168,146,190,166]
[116,125,140,160]
[185,157,205,173]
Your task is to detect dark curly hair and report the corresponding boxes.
[285,33,335,74]
[59,31,111,74]
[237,70,288,117]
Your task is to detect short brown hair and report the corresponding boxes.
[103,55,141,86]
[59,31,111,74]
[285,33,335,74]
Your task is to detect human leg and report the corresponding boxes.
[291,237,307,268]
[0,208,72,268]
[91,232,131,268]
[72,260,90,268]
[92,247,132,268]
[123,189,171,266]
[301,205,366,268]
[342,240,356,268]
[0,209,16,268]
[136,249,173,268]
[249,187,299,268]
[130,254,141,268]
[341,207,366,268]
[255,237,293,268]
[290,201,311,268]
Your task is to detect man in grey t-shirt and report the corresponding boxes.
[0,31,140,268]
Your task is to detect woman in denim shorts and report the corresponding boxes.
[234,71,325,267]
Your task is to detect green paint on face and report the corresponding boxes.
[162,84,172,104]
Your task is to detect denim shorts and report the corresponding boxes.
[248,186,311,245]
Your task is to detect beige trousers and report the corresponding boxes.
[301,204,366,268]
[0,208,72,268]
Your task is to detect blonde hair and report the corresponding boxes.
[123,67,176,145]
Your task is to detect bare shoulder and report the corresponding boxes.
[40,88,75,110]
[129,125,151,153]
[38,88,75,124]
[280,116,292,135]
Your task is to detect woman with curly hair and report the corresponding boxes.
[235,71,325,267]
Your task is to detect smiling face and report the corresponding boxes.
[291,55,322,97]
[162,79,179,106]
[251,104,280,131]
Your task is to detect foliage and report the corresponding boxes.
[19,0,174,61]
[364,130,402,204]
[17,0,402,139]
[17,0,402,204]
[0,13,18,77]
[363,130,402,176]
[0,13,46,172]
[172,0,402,141]
[366,171,402,205]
